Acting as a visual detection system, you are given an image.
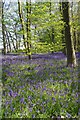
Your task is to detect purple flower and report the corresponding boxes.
[35,84,39,89]
[8,90,18,98]
[20,97,24,103]
[5,101,9,105]
[13,92,18,98]
[8,90,13,97]
[7,72,14,77]
[42,87,46,91]
[32,114,35,118]
[10,105,14,112]
[66,112,71,118]
[54,90,57,95]
[52,97,55,101]
[28,96,31,100]
[29,107,33,112]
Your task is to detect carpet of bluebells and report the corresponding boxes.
[1,52,80,118]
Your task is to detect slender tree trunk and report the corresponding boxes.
[77,1,80,49]
[6,39,9,53]
[62,1,77,67]
[49,0,54,53]
[6,31,11,52]
[2,2,6,55]
[34,25,36,40]
[18,37,21,49]
[8,32,16,52]
[14,24,18,51]
[49,1,54,43]
[70,2,77,51]
[26,0,32,59]
[73,30,77,50]
[18,0,27,49]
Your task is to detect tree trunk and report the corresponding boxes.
[77,1,80,50]
[2,2,6,55]
[49,0,54,43]
[14,24,18,51]
[70,2,77,51]
[8,32,16,52]
[59,1,66,54]
[26,0,32,60]
[6,30,11,52]
[18,0,27,49]
[62,1,77,67]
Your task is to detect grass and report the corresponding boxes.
[1,54,79,118]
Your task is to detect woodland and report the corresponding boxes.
[0,0,80,118]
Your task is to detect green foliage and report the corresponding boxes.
[1,1,79,54]
[30,42,64,54]
[31,2,64,45]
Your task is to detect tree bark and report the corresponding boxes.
[18,0,27,49]
[70,2,77,51]
[8,32,16,52]
[5,30,11,52]
[2,2,6,55]
[62,1,77,67]
[14,24,18,51]
[49,0,54,43]
[26,0,32,59]
[77,1,80,49]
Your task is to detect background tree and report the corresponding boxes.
[70,2,78,51]
[2,2,6,55]
[78,1,80,51]
[26,0,32,59]
[18,0,32,59]
[1,1,22,53]
[18,0,27,50]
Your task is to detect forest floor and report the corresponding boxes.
[1,52,80,118]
